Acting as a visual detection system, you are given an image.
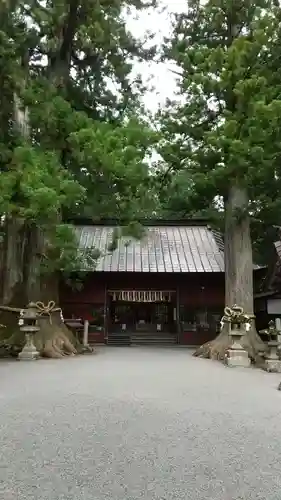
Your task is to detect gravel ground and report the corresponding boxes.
[1,347,281,500]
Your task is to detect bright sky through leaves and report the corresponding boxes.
[127,0,187,111]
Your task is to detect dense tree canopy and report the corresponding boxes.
[0,0,160,305]
[160,0,281,209]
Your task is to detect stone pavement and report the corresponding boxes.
[1,347,281,500]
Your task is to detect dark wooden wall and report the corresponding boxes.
[60,272,225,345]
[60,273,224,309]
[178,275,224,345]
[60,272,224,301]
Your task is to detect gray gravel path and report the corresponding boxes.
[1,347,281,500]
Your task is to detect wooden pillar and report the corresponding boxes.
[104,283,107,343]
[275,318,281,344]
[176,286,180,344]
[83,320,89,346]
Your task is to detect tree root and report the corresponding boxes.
[193,325,266,364]
[33,312,84,358]
[0,309,90,359]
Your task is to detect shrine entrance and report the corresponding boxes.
[107,290,177,342]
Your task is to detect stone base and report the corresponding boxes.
[225,348,251,368]
[264,358,281,373]
[18,347,40,361]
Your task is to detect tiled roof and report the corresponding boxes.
[75,224,225,273]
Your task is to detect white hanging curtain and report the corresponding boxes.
[109,290,172,302]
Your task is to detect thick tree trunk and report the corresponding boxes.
[1,221,48,305]
[194,185,265,362]
[0,218,27,348]
[224,185,254,312]
[1,217,26,305]
[40,273,60,304]
[24,224,45,303]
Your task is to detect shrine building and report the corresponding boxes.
[60,219,264,346]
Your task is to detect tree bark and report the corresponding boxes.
[23,223,45,303]
[1,217,26,305]
[194,184,265,362]
[224,185,253,312]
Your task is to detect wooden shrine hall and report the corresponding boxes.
[60,219,233,346]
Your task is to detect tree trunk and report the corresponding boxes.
[224,185,254,309]
[1,217,26,305]
[194,185,265,362]
[23,224,45,303]
[40,272,60,304]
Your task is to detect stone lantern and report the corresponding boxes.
[262,320,281,373]
[223,305,253,368]
[18,304,40,361]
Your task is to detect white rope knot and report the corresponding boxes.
[222,305,255,325]
[28,301,61,324]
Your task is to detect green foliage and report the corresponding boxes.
[0,0,160,277]
[107,227,122,253]
[106,221,146,254]
[122,220,146,239]
[159,0,281,230]
[40,224,101,275]
[68,116,159,219]
[0,146,84,221]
